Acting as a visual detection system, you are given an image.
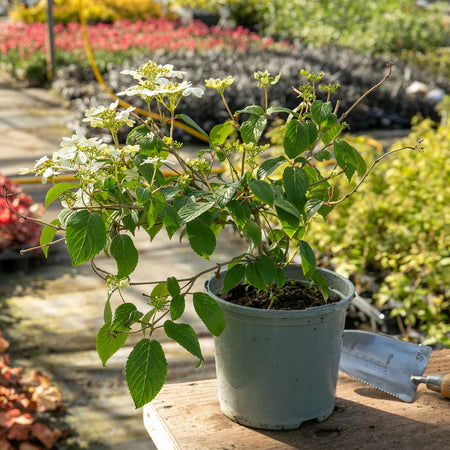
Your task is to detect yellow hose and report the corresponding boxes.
[77,0,209,142]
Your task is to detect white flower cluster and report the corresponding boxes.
[118,61,203,105]
[83,100,135,132]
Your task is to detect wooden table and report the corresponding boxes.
[144,350,450,449]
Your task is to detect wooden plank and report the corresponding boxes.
[144,350,450,449]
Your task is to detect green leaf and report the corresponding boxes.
[311,271,329,301]
[334,140,367,181]
[240,114,267,144]
[193,292,226,336]
[226,200,250,231]
[305,198,323,219]
[221,264,245,293]
[141,309,155,335]
[321,122,343,146]
[177,114,209,141]
[243,219,262,246]
[282,166,308,205]
[275,268,286,288]
[112,303,143,329]
[170,294,185,321]
[178,200,215,224]
[110,234,138,279]
[126,339,167,408]
[210,122,234,145]
[236,105,265,116]
[256,255,277,286]
[213,184,238,207]
[314,150,332,161]
[248,179,274,205]
[311,100,333,125]
[66,210,106,266]
[299,240,316,278]
[45,182,79,208]
[96,322,128,367]
[164,321,203,365]
[186,218,216,259]
[127,125,163,155]
[40,219,59,257]
[104,295,112,323]
[160,204,180,239]
[275,206,300,238]
[245,262,266,290]
[266,106,298,116]
[283,119,318,159]
[274,197,302,220]
[136,186,153,204]
[151,282,169,302]
[257,156,287,180]
[167,277,180,297]
[147,191,165,228]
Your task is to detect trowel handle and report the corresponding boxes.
[410,373,450,399]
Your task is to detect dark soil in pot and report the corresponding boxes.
[223,281,341,310]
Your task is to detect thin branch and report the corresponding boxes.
[327,142,421,206]
[308,168,347,187]
[338,62,393,124]
[20,237,65,255]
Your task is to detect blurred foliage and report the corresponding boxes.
[8,0,163,24]
[305,120,449,345]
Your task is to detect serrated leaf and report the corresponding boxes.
[311,100,333,125]
[221,264,245,293]
[240,114,267,144]
[104,295,112,323]
[170,294,185,321]
[243,219,261,246]
[45,182,79,208]
[266,106,298,116]
[321,122,343,146]
[236,105,265,116]
[193,292,226,336]
[40,219,59,257]
[226,200,250,231]
[245,262,266,290]
[126,339,167,408]
[66,210,106,266]
[167,277,180,297]
[248,179,274,205]
[178,200,215,224]
[334,140,366,181]
[213,184,237,207]
[282,166,308,206]
[164,321,203,364]
[299,240,316,278]
[305,198,323,219]
[275,206,300,238]
[141,309,155,335]
[136,186,152,204]
[274,197,302,220]
[96,322,128,367]
[257,156,287,180]
[147,191,165,228]
[210,122,234,145]
[112,303,143,329]
[110,234,138,278]
[314,150,332,161]
[283,119,318,159]
[186,218,216,259]
[177,114,209,141]
[311,271,329,301]
[127,125,163,156]
[256,255,277,286]
[161,204,180,238]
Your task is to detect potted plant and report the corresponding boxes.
[5,60,419,429]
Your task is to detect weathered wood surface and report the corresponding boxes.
[144,350,450,450]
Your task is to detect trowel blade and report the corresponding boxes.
[339,330,432,402]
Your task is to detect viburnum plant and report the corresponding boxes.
[4,60,420,408]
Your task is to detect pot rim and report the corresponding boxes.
[205,265,354,319]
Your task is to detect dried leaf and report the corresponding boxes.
[31,423,62,449]
[7,423,30,441]
[32,385,62,412]
[19,443,41,450]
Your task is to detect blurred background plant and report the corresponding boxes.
[0,173,43,251]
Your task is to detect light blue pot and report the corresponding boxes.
[205,265,354,430]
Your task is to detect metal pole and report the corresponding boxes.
[45,0,55,81]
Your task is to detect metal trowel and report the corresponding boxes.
[340,330,450,402]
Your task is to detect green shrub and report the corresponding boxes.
[307,120,450,345]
